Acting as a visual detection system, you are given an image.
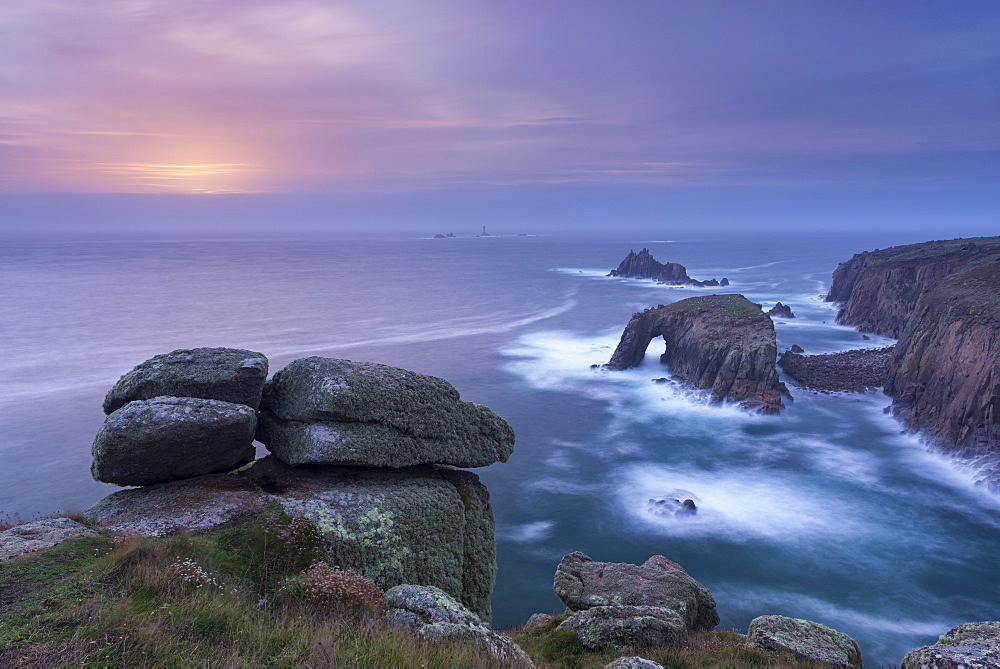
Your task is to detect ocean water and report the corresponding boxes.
[2,230,998,666]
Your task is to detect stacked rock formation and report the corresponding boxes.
[92,347,268,486]
[551,552,720,651]
[87,349,514,622]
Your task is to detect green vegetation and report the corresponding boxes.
[641,294,764,321]
[1,510,838,667]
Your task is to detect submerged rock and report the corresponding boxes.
[901,622,1000,668]
[607,295,788,413]
[257,357,514,468]
[557,605,687,651]
[553,551,719,631]
[91,397,257,486]
[0,518,98,561]
[384,584,531,664]
[748,615,862,667]
[84,456,495,622]
[103,347,268,414]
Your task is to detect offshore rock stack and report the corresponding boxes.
[86,347,514,623]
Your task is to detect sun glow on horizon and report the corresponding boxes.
[76,161,261,193]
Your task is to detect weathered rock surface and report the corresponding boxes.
[779,347,894,392]
[257,357,514,468]
[748,615,862,667]
[557,605,688,651]
[91,397,257,486]
[605,657,665,669]
[767,302,795,318]
[608,248,728,287]
[84,456,495,622]
[0,518,98,561]
[554,552,719,631]
[607,295,788,413]
[826,236,1000,480]
[384,584,532,664]
[901,622,1000,669]
[103,347,268,414]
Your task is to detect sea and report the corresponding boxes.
[2,228,999,667]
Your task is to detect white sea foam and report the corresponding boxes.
[498,521,557,543]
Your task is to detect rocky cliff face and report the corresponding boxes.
[607,294,788,413]
[826,237,1000,476]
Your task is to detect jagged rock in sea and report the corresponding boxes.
[256,357,515,468]
[557,605,688,651]
[767,302,795,318]
[103,347,268,414]
[0,518,98,561]
[553,551,719,631]
[790,344,804,353]
[384,584,532,664]
[826,236,1000,478]
[91,396,257,486]
[778,347,894,392]
[606,295,788,413]
[748,615,862,667]
[608,248,728,287]
[84,455,496,622]
[900,622,1000,668]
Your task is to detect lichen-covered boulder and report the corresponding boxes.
[257,357,514,468]
[384,584,532,665]
[748,615,862,667]
[91,397,257,486]
[0,518,98,561]
[554,552,719,631]
[557,605,687,651]
[84,456,495,622]
[103,347,268,414]
[901,622,1000,668]
[605,657,666,669]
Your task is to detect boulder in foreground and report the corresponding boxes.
[748,615,862,667]
[557,605,688,651]
[0,518,98,561]
[257,357,514,468]
[901,622,1000,669]
[91,396,257,486]
[103,347,268,414]
[554,551,719,631]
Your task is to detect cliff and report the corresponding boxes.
[607,294,788,413]
[826,236,1000,470]
[609,248,729,287]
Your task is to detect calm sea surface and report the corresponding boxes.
[2,230,998,666]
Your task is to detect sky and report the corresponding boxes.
[1,1,998,235]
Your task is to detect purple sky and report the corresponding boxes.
[1,1,998,233]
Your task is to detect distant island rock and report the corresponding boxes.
[826,236,1000,486]
[608,249,729,287]
[606,294,788,413]
[433,233,456,238]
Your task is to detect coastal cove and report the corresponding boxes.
[2,230,999,666]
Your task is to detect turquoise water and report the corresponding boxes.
[1,231,997,666]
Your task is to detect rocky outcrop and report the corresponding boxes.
[91,397,257,486]
[608,249,728,287]
[84,455,496,622]
[557,605,688,651]
[607,295,788,413]
[256,357,514,468]
[384,584,531,664]
[605,658,665,669]
[103,347,268,414]
[553,552,719,631]
[826,236,1000,476]
[767,302,795,318]
[0,518,98,561]
[779,347,894,392]
[748,615,862,667]
[901,622,1000,668]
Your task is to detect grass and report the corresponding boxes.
[1,510,851,668]
[639,295,765,321]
